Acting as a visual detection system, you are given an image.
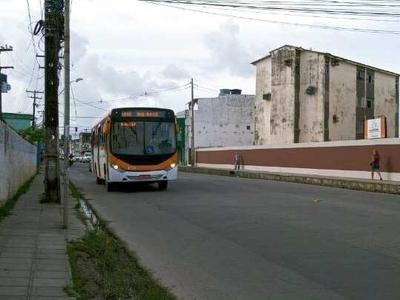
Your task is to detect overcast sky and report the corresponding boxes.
[1,0,399,134]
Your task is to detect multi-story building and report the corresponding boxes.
[252,45,399,145]
[185,90,255,153]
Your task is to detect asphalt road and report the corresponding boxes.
[69,163,400,300]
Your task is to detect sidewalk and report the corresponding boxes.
[180,166,400,195]
[0,170,86,299]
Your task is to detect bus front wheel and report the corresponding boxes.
[158,181,168,190]
[106,181,115,192]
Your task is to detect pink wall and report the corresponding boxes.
[196,140,400,174]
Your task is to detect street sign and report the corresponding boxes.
[1,82,11,93]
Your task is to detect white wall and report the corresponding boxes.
[187,94,255,149]
[270,47,296,144]
[0,121,37,203]
[298,52,325,142]
[254,57,271,145]
[328,60,357,141]
[374,72,398,138]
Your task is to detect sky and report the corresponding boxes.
[0,0,399,135]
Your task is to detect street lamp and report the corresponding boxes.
[62,75,83,228]
[59,78,83,95]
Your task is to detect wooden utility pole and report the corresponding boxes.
[0,45,14,120]
[43,0,63,203]
[27,90,44,129]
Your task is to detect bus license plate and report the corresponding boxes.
[139,175,151,179]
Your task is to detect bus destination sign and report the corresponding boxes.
[113,108,174,120]
[136,111,160,117]
[118,109,167,118]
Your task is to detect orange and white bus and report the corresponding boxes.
[90,107,178,191]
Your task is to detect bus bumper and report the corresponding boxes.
[109,165,178,183]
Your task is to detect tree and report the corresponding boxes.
[18,127,44,143]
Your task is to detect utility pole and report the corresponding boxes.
[62,0,70,228]
[43,0,63,203]
[0,45,14,120]
[190,78,195,166]
[27,90,44,129]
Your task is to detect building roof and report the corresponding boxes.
[251,44,399,77]
[2,112,33,120]
[176,110,186,118]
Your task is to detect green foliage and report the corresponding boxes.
[67,229,177,300]
[66,181,176,299]
[18,127,44,143]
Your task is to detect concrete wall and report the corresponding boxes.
[195,138,400,182]
[298,52,325,142]
[270,47,296,144]
[329,60,357,141]
[0,121,37,203]
[254,57,271,145]
[374,72,398,138]
[186,94,255,149]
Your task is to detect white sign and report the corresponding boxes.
[367,118,381,139]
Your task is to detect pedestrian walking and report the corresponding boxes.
[370,149,383,180]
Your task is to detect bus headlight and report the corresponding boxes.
[166,163,177,171]
[111,164,125,172]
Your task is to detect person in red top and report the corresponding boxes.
[370,149,382,180]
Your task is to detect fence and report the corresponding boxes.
[196,138,400,182]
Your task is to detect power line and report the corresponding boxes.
[147,2,400,34]
[84,83,191,104]
[190,2,400,22]
[142,0,400,18]
[142,0,400,34]
[194,83,219,93]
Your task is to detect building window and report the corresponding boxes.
[357,70,365,81]
[247,125,251,130]
[368,74,374,84]
[366,98,373,109]
[295,65,300,75]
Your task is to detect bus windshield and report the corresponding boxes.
[111,121,176,156]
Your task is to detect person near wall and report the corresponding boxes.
[234,152,241,171]
[370,149,383,180]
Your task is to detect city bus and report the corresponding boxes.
[90,107,178,191]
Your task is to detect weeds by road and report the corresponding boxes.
[66,182,177,300]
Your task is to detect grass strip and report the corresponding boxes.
[67,230,177,299]
[66,181,177,300]
[0,175,35,224]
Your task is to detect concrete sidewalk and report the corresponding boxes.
[0,170,86,299]
[180,166,400,195]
